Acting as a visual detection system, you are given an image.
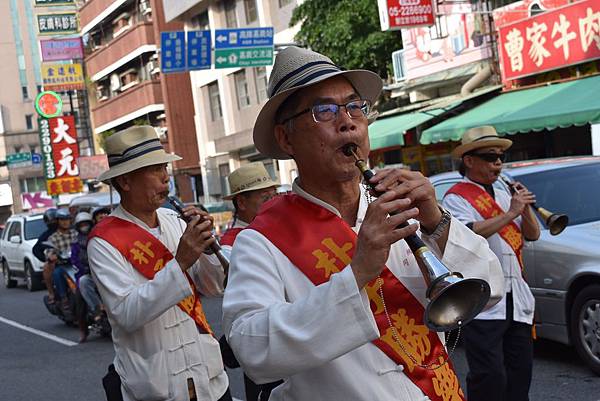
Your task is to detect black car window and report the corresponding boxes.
[24,219,47,241]
[516,163,600,227]
[1,222,10,240]
[7,221,22,239]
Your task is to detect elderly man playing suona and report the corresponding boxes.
[442,126,540,401]
[88,126,230,401]
[222,46,504,401]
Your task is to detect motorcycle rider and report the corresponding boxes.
[47,208,78,318]
[92,206,111,224]
[72,211,104,342]
[33,208,58,303]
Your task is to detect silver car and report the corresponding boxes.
[429,156,600,376]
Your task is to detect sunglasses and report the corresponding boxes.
[469,152,507,163]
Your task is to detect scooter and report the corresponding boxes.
[42,244,78,326]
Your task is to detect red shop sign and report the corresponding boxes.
[378,0,435,30]
[47,115,82,195]
[498,0,600,82]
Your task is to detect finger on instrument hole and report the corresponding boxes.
[389,222,419,242]
[380,198,412,215]
[387,208,419,227]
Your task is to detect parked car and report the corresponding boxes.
[1,213,47,291]
[429,156,600,375]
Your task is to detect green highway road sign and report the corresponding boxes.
[215,47,273,68]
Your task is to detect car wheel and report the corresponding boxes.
[2,259,17,288]
[25,261,44,292]
[571,284,600,376]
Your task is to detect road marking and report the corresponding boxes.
[0,316,78,347]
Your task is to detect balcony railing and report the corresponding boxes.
[85,21,156,80]
[92,80,163,129]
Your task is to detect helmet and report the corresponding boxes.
[43,208,57,226]
[55,208,71,220]
[74,212,93,226]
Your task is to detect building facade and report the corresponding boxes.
[164,0,299,204]
[79,0,201,202]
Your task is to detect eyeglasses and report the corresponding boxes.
[280,99,371,124]
[469,152,507,163]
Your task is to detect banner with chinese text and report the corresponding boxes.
[40,38,83,61]
[41,62,84,91]
[46,116,82,195]
[378,0,435,30]
[37,12,78,35]
[497,0,600,82]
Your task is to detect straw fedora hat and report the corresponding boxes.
[451,126,513,159]
[223,162,278,200]
[253,46,383,160]
[98,125,181,182]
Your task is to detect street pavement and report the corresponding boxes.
[1,277,599,401]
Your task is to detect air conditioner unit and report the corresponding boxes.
[392,50,407,83]
[109,73,121,92]
[140,0,152,15]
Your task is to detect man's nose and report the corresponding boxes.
[336,107,357,133]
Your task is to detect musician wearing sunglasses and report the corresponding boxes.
[442,126,540,401]
[222,47,503,401]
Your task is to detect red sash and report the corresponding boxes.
[220,227,244,247]
[446,182,524,270]
[89,216,212,334]
[249,194,465,401]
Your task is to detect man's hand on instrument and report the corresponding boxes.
[181,205,215,226]
[369,168,442,233]
[352,190,419,289]
[175,216,216,272]
[508,181,536,217]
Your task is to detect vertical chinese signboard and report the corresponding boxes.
[39,116,82,195]
[378,0,435,30]
[497,0,600,82]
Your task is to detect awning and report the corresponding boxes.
[369,108,447,150]
[421,75,600,145]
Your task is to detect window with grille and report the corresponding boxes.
[208,82,223,121]
[224,0,237,28]
[235,70,251,109]
[255,67,268,103]
[244,0,258,24]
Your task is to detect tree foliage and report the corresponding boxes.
[290,0,403,81]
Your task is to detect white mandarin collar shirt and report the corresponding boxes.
[443,177,534,324]
[222,180,503,401]
[88,205,228,401]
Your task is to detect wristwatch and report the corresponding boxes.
[420,206,452,241]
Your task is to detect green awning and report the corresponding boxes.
[369,108,446,150]
[421,74,600,145]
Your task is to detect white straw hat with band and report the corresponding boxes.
[223,162,278,200]
[97,125,181,182]
[253,46,383,160]
[451,125,513,159]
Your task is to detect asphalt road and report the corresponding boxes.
[1,278,599,401]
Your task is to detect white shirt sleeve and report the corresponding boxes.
[222,229,379,384]
[442,193,479,225]
[88,237,193,333]
[188,253,226,297]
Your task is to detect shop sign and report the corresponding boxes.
[40,38,83,61]
[378,0,435,30]
[35,91,63,118]
[41,62,84,91]
[498,0,600,82]
[45,116,83,195]
[37,12,78,35]
[21,192,54,210]
[35,0,75,5]
[38,118,55,180]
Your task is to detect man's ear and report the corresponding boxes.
[274,124,294,157]
[463,155,474,169]
[115,175,131,192]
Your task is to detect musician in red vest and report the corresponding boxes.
[220,162,279,401]
[87,126,231,401]
[442,126,540,401]
[220,162,278,252]
[222,46,504,401]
